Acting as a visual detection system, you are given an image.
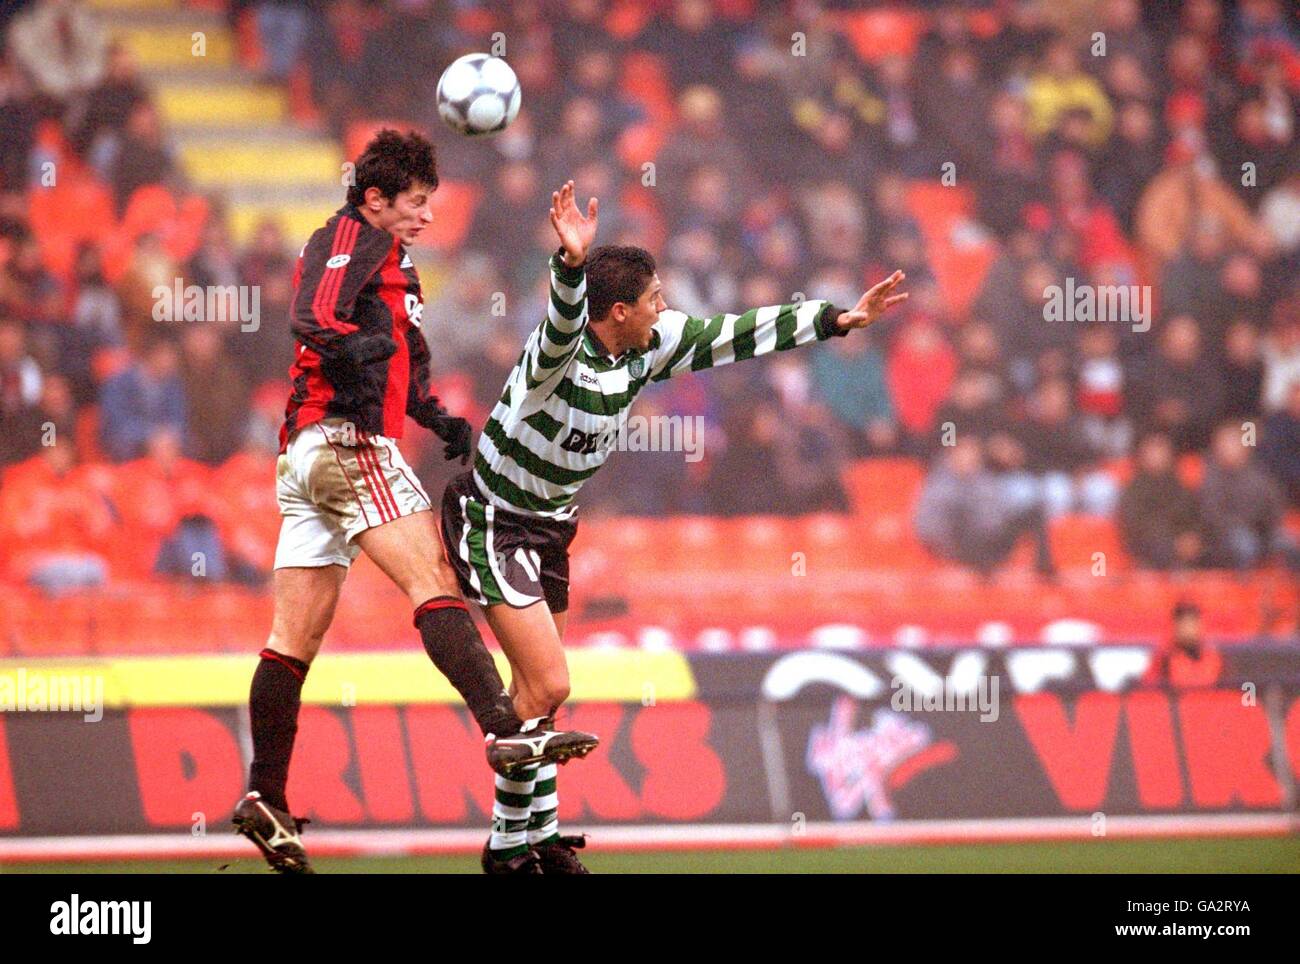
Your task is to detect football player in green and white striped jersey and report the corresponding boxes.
[440,180,909,874]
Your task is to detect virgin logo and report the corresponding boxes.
[806,698,933,820]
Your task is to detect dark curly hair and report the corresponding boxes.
[585,245,657,321]
[345,129,439,207]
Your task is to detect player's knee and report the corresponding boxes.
[405,569,461,609]
[265,632,320,666]
[540,668,570,711]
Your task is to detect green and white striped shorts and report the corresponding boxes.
[439,472,577,612]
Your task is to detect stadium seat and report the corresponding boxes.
[27,161,117,282]
[618,51,674,122]
[728,516,799,575]
[904,180,998,316]
[1048,515,1131,573]
[798,513,881,570]
[1002,535,1041,573]
[420,181,482,251]
[839,8,927,63]
[582,516,653,574]
[840,457,926,517]
[664,516,729,573]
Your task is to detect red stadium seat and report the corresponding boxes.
[1048,514,1131,573]
[841,457,926,517]
[838,8,927,63]
[729,516,799,574]
[664,516,729,573]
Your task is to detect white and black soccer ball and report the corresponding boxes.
[436,53,521,137]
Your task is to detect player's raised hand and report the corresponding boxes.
[836,270,909,331]
[549,180,598,268]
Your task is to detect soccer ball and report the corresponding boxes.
[436,53,521,137]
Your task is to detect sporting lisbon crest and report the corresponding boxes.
[628,355,646,379]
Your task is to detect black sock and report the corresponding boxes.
[414,597,522,738]
[248,648,310,812]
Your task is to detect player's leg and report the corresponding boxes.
[233,564,344,873]
[354,509,526,743]
[483,600,569,718]
[233,430,359,873]
[437,472,599,770]
[312,425,527,748]
[248,564,345,810]
[523,608,590,873]
[480,600,567,870]
[483,611,572,869]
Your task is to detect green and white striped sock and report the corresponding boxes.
[489,764,537,859]
[527,762,560,846]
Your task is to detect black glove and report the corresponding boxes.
[410,397,473,464]
[430,414,473,464]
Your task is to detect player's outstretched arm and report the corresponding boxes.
[646,270,908,383]
[516,182,600,397]
[832,270,909,332]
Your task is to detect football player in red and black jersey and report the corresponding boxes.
[232,130,596,874]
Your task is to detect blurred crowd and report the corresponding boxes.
[0,0,1299,590]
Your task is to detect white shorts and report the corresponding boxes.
[273,419,433,570]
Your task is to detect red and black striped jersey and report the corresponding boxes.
[279,204,445,451]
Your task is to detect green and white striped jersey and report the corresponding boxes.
[472,252,843,519]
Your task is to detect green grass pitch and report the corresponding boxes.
[5,835,1298,874]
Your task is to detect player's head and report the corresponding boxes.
[585,244,665,353]
[347,129,439,244]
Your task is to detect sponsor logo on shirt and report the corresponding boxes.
[406,293,424,327]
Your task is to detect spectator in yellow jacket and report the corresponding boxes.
[1025,39,1114,146]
